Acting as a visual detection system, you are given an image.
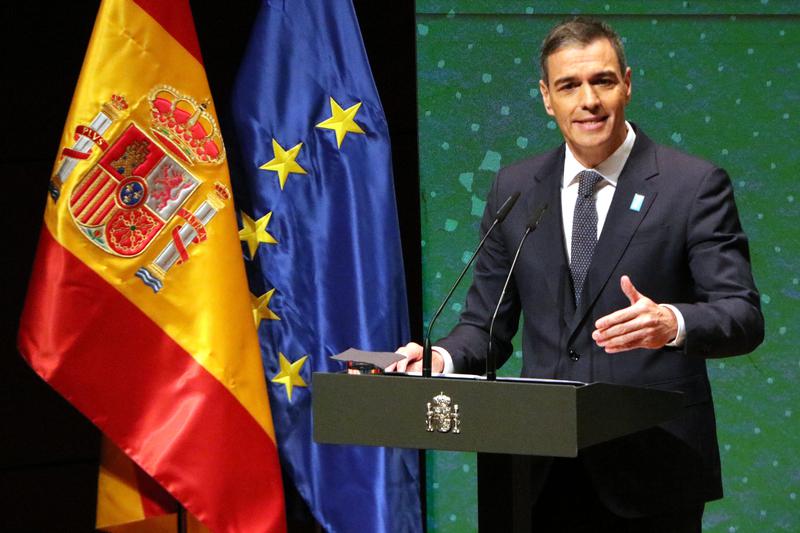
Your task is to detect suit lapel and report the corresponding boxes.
[567,131,660,339]
[526,146,568,310]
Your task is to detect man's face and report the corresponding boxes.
[540,38,632,168]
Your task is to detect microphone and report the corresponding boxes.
[421,192,520,377]
[486,203,548,380]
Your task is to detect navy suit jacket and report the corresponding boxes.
[438,126,764,516]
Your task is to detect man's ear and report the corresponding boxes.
[623,67,632,103]
[539,79,554,116]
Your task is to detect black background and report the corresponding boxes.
[0,2,421,530]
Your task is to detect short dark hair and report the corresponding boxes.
[539,17,627,85]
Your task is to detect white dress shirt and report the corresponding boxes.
[436,122,684,374]
[561,122,636,260]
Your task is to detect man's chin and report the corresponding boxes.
[570,134,611,152]
[567,134,621,166]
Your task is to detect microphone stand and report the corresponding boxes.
[486,203,548,380]
[422,192,520,376]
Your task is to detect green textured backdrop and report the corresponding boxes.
[415,2,799,531]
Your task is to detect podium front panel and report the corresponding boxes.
[313,373,583,456]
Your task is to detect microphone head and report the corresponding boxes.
[527,202,548,230]
[495,191,520,222]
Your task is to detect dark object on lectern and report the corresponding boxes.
[330,348,404,370]
[312,373,684,457]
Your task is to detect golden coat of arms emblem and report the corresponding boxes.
[426,392,461,434]
[52,86,230,293]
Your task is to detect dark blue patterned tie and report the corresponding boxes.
[570,170,603,306]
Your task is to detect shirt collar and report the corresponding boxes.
[562,121,637,188]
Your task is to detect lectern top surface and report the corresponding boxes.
[381,371,585,387]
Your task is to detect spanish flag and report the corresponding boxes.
[17,1,286,531]
[95,438,179,529]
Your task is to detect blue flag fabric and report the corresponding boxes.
[230,1,422,532]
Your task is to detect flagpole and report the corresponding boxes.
[177,504,187,533]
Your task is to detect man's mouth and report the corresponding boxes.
[574,117,608,130]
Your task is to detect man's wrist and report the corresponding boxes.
[660,304,686,347]
[432,346,454,373]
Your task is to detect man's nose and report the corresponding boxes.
[579,84,600,109]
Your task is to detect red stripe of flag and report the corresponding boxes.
[133,464,179,518]
[133,0,203,64]
[18,228,286,533]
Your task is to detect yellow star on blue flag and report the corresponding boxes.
[259,139,307,189]
[251,289,280,327]
[316,97,365,148]
[271,352,308,402]
[239,211,277,259]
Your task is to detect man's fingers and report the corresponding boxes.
[396,355,422,372]
[395,352,416,372]
[405,359,423,372]
[593,318,634,342]
[598,329,647,351]
[595,305,640,331]
[620,275,643,305]
[593,277,677,353]
[594,310,659,342]
[392,342,424,373]
[391,342,445,373]
[595,314,674,352]
[599,327,667,352]
[603,343,637,354]
[595,278,652,332]
[595,321,646,347]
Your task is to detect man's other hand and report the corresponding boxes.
[592,275,678,353]
[386,342,445,373]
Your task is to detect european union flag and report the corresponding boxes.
[230,1,422,531]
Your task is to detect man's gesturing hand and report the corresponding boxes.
[592,275,678,353]
[385,342,445,373]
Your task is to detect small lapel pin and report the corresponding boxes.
[629,193,645,212]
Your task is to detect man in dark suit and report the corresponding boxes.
[391,17,764,532]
